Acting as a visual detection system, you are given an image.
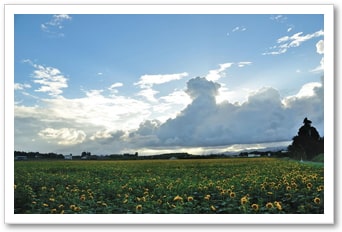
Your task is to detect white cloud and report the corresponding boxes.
[232,26,246,32]
[41,14,72,37]
[270,15,287,23]
[263,29,324,55]
[89,129,126,142]
[15,89,152,135]
[134,72,189,88]
[28,63,68,96]
[186,77,220,100]
[206,63,233,81]
[129,77,323,148]
[296,82,322,98]
[14,83,31,90]
[109,82,123,89]
[108,82,123,94]
[316,40,324,54]
[136,88,159,102]
[311,40,324,72]
[160,89,191,105]
[237,62,252,68]
[14,65,324,155]
[38,127,86,145]
[311,57,324,73]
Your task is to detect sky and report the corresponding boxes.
[13,14,325,156]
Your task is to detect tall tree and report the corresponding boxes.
[288,117,324,160]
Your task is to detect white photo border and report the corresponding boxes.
[4,4,334,224]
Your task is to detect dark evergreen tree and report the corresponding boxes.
[288,117,324,160]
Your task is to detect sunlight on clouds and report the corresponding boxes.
[316,40,324,54]
[216,86,249,104]
[38,127,86,145]
[25,61,68,96]
[295,82,322,98]
[311,40,324,72]
[134,72,189,88]
[206,63,233,81]
[136,88,159,103]
[15,91,152,133]
[282,82,322,107]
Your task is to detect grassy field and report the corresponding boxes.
[14,158,324,214]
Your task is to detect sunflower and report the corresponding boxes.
[50,208,57,213]
[240,197,248,205]
[230,192,236,198]
[136,204,143,211]
[204,194,211,200]
[317,185,324,192]
[187,196,194,202]
[274,201,282,211]
[80,194,86,201]
[251,204,259,211]
[173,195,183,201]
[313,197,321,204]
[266,202,273,209]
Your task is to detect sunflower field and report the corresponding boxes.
[14,158,324,214]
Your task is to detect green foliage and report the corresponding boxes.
[311,154,324,163]
[14,158,324,214]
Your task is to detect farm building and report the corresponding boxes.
[64,154,72,160]
[15,156,28,161]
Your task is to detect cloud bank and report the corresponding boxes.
[14,65,323,155]
[127,77,323,149]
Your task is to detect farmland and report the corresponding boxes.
[14,158,324,214]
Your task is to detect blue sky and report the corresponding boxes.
[14,14,324,155]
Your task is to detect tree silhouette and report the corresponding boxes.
[288,117,324,160]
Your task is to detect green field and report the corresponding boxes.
[14,158,324,214]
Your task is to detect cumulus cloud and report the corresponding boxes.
[316,40,324,54]
[38,127,86,145]
[15,88,152,137]
[186,77,220,100]
[89,130,126,146]
[14,68,324,155]
[263,29,324,55]
[136,88,159,103]
[129,76,323,148]
[311,40,324,72]
[41,14,72,37]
